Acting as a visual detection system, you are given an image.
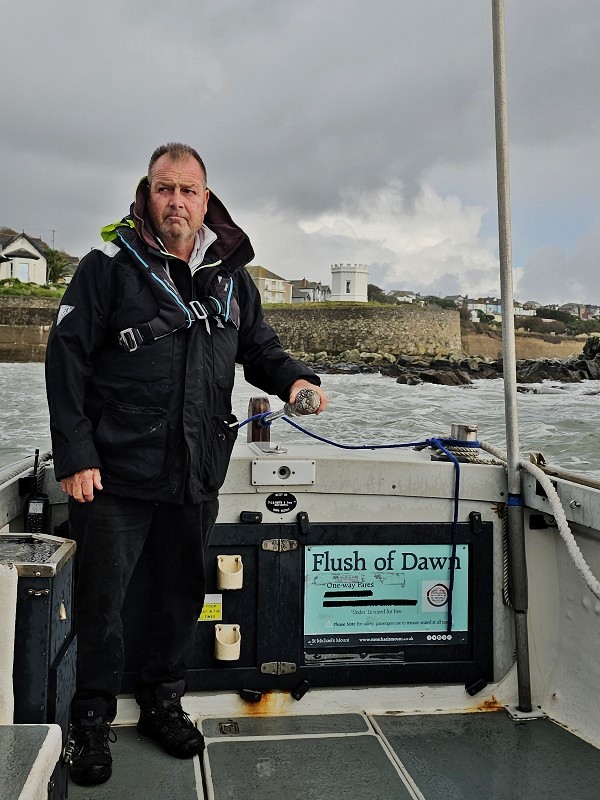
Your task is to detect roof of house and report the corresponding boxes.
[290,278,331,291]
[246,265,289,282]
[2,248,41,260]
[290,278,312,288]
[0,232,49,257]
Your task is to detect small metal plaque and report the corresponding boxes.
[265,493,298,514]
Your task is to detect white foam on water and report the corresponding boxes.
[1,363,599,480]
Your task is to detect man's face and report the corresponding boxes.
[147,154,209,248]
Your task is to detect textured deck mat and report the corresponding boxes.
[0,726,50,799]
[205,734,413,800]
[202,713,368,738]
[68,727,198,800]
[373,712,600,800]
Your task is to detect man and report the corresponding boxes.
[45,143,327,786]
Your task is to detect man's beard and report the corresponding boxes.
[157,219,193,245]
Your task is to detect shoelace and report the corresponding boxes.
[156,704,196,737]
[75,724,117,758]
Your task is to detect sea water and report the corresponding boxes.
[1,362,599,479]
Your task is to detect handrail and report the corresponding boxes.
[528,454,600,492]
[0,450,52,487]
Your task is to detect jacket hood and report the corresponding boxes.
[101,176,255,268]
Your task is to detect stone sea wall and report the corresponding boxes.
[0,297,59,326]
[263,304,461,357]
[0,299,462,363]
[0,298,59,361]
[0,297,587,366]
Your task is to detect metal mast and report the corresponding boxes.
[491,0,532,712]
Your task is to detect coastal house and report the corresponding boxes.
[514,301,536,317]
[582,305,600,320]
[466,297,502,321]
[444,294,467,308]
[0,233,48,285]
[246,265,293,304]
[560,302,584,318]
[522,300,542,311]
[389,290,417,304]
[290,278,331,304]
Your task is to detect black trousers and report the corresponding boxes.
[69,492,218,711]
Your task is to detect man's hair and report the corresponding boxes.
[148,143,207,187]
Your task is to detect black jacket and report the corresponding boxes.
[45,186,319,502]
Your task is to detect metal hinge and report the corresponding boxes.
[261,539,298,552]
[261,661,297,675]
[27,588,50,597]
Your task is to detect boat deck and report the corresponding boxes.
[68,710,600,800]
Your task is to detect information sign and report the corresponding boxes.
[304,544,468,647]
[199,593,222,622]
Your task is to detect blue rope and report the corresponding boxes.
[428,438,461,634]
[236,412,270,429]
[236,410,480,637]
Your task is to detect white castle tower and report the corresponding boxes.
[330,262,369,302]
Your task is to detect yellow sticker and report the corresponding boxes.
[199,593,222,622]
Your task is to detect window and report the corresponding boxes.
[346,280,351,293]
[19,263,29,281]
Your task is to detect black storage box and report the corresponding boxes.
[1,533,77,800]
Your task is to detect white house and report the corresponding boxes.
[290,278,331,303]
[0,233,48,285]
[389,290,417,304]
[330,262,369,302]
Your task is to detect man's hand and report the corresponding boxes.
[61,468,103,503]
[288,380,328,415]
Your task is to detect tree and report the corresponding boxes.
[422,295,457,310]
[367,284,396,304]
[45,248,72,284]
[536,307,572,324]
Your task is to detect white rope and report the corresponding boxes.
[480,440,600,601]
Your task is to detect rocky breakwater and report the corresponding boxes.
[289,348,600,386]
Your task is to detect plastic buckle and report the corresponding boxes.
[118,328,139,352]
[189,300,208,320]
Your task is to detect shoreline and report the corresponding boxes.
[293,349,600,386]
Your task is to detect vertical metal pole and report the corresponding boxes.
[247,397,271,443]
[491,0,532,712]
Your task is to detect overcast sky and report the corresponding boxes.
[2,1,599,304]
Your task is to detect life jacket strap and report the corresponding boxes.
[189,297,222,320]
[117,297,224,352]
[117,323,154,352]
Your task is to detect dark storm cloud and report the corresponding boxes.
[1,1,600,303]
